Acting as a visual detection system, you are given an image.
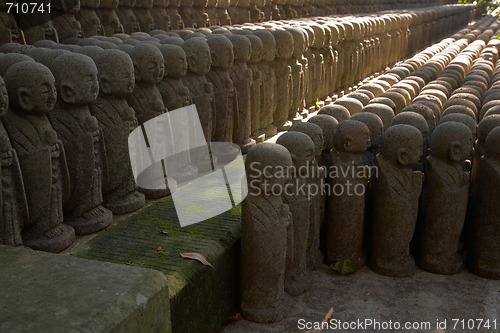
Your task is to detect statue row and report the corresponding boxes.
[0,0,471,45]
[241,15,500,323]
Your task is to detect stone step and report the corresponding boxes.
[0,245,171,333]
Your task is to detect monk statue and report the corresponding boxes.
[370,124,423,277]
[157,44,191,111]
[97,0,124,36]
[271,29,293,131]
[419,122,473,275]
[48,53,113,235]
[276,131,314,296]
[76,0,104,37]
[327,120,371,271]
[115,0,141,34]
[241,143,293,323]
[0,74,28,247]
[91,49,145,214]
[51,0,83,41]
[3,61,75,253]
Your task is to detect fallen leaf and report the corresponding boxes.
[305,307,334,333]
[364,290,370,302]
[156,246,163,253]
[180,252,213,268]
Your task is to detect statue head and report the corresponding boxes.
[206,35,234,70]
[246,35,263,64]
[93,49,135,97]
[0,53,35,77]
[401,103,436,133]
[332,119,370,154]
[128,43,164,85]
[439,113,477,140]
[362,103,394,131]
[484,126,500,160]
[289,122,324,159]
[276,131,315,177]
[245,142,292,196]
[391,112,429,152]
[182,37,212,75]
[253,29,276,63]
[272,29,294,61]
[50,53,99,105]
[379,124,423,167]
[227,34,251,63]
[430,122,473,163]
[307,114,338,152]
[351,112,384,150]
[478,114,500,146]
[158,44,187,79]
[4,61,57,114]
[318,104,350,123]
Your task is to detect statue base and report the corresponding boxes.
[23,224,76,253]
[104,190,146,215]
[66,205,113,235]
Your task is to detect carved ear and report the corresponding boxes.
[343,137,352,151]
[60,83,76,104]
[210,50,218,66]
[17,87,33,111]
[397,148,410,166]
[448,141,462,162]
[187,55,197,72]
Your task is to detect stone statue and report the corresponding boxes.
[289,122,324,269]
[206,35,237,143]
[419,122,473,275]
[51,0,83,41]
[271,29,293,131]
[182,37,215,143]
[327,120,370,271]
[276,131,314,296]
[391,112,430,168]
[470,126,500,279]
[134,0,156,32]
[227,34,255,153]
[115,0,141,34]
[152,0,171,32]
[157,44,191,111]
[351,112,384,167]
[285,27,306,123]
[91,49,145,214]
[97,0,124,36]
[253,29,277,138]
[241,143,293,323]
[76,0,104,37]
[307,114,338,169]
[126,43,169,199]
[0,74,28,247]
[245,34,264,142]
[3,61,75,253]
[166,0,184,30]
[370,124,423,277]
[362,103,394,131]
[318,104,350,123]
[0,2,25,44]
[48,53,112,235]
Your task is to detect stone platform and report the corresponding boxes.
[0,245,171,333]
[67,196,242,333]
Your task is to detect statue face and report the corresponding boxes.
[189,46,211,75]
[112,66,135,95]
[346,128,370,154]
[295,146,314,177]
[30,74,57,113]
[166,51,187,78]
[216,45,234,70]
[0,78,8,117]
[312,132,324,157]
[71,66,99,104]
[136,52,164,84]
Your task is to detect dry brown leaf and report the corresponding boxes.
[305,307,335,333]
[180,252,214,268]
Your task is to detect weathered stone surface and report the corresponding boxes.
[0,245,171,333]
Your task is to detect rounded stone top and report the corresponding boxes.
[462,80,488,95]
[484,126,500,159]
[307,114,338,151]
[483,105,500,118]
[443,99,478,117]
[362,103,395,131]
[318,104,351,122]
[350,112,384,148]
[4,61,56,113]
[276,130,315,171]
[377,74,399,87]
[430,122,473,161]
[379,124,423,166]
[436,74,460,91]
[419,89,447,108]
[289,122,324,157]
[372,79,391,91]
[346,92,370,106]
[93,49,135,97]
[480,100,500,120]
[449,92,481,111]
[272,29,294,60]
[478,114,500,145]
[359,83,385,98]
[380,91,407,114]
[253,29,276,63]
[332,119,370,154]
[393,82,417,100]
[421,83,451,98]
[158,44,188,78]
[334,97,363,115]
[245,142,293,180]
[391,112,429,138]
[77,45,104,58]
[401,103,436,133]
[387,87,411,105]
[439,113,477,139]
[128,43,165,84]
[0,53,35,77]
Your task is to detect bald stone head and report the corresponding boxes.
[332,119,370,154]
[484,126,500,160]
[391,112,429,151]
[128,43,164,85]
[94,49,135,97]
[276,131,315,177]
[206,34,234,70]
[307,114,339,152]
[362,103,395,131]
[158,44,188,78]
[289,122,324,159]
[351,112,384,149]
[439,113,477,139]
[401,104,436,133]
[379,124,423,167]
[318,104,350,122]
[430,122,473,163]
[182,37,212,75]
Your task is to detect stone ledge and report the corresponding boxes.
[69,196,242,333]
[0,245,171,333]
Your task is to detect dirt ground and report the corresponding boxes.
[223,265,499,333]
